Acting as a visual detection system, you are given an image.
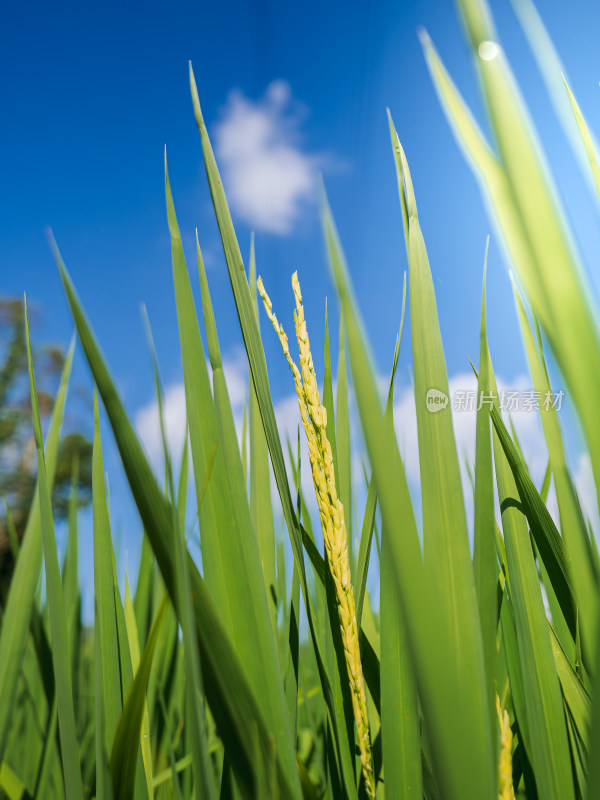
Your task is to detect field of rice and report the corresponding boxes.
[2,0,600,797]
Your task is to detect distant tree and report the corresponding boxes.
[0,297,92,601]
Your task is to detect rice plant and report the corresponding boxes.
[2,0,600,797]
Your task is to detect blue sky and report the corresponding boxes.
[3,0,600,614]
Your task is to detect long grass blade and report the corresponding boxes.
[124,578,154,799]
[0,336,74,762]
[509,0,598,196]
[563,76,600,199]
[53,240,300,800]
[166,156,300,797]
[356,300,403,630]
[336,315,353,577]
[510,275,596,657]
[388,117,493,785]
[248,237,278,633]
[473,243,498,727]
[379,287,421,799]
[142,304,217,800]
[110,597,168,799]
[63,459,81,707]
[323,191,495,799]
[93,391,123,763]
[189,65,362,798]
[24,301,83,800]
[429,4,600,518]
[489,368,575,798]
[323,304,339,483]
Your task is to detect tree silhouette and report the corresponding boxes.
[0,298,92,601]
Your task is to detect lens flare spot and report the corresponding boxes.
[479,40,502,61]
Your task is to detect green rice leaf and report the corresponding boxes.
[566,708,587,799]
[93,390,124,759]
[473,244,498,725]
[110,538,148,800]
[323,303,339,484]
[379,284,421,799]
[490,405,577,641]
[336,314,353,577]
[63,459,81,705]
[380,530,421,798]
[3,500,19,560]
[510,0,597,194]
[500,590,532,760]
[124,578,154,800]
[429,4,600,520]
[388,118,493,783]
[356,293,403,630]
[110,597,168,800]
[284,564,300,748]
[32,695,59,800]
[550,626,590,752]
[511,276,596,658]
[0,334,74,763]
[563,75,600,199]
[490,371,575,799]
[355,476,377,634]
[587,630,600,798]
[166,156,299,797]
[142,303,217,800]
[323,190,495,799]
[25,301,83,800]
[52,232,300,800]
[0,762,33,800]
[176,423,189,537]
[152,755,194,791]
[247,236,277,633]
[133,537,155,650]
[189,65,360,798]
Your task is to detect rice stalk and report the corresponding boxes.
[258,271,375,798]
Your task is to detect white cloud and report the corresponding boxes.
[135,350,249,471]
[213,81,321,234]
[135,357,599,554]
[135,382,188,471]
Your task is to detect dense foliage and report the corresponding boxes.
[2,0,600,798]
